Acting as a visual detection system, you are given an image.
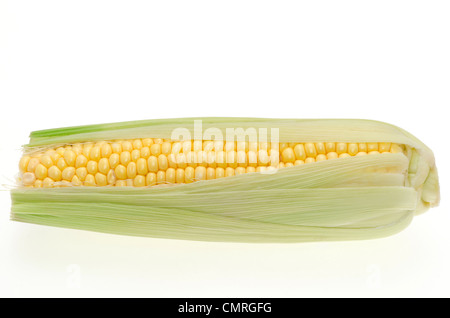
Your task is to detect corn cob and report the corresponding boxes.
[10,118,440,243]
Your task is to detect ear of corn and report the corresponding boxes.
[10,118,440,243]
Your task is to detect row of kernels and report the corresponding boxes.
[281,142,397,162]
[29,166,269,188]
[71,139,289,155]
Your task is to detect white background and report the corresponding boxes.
[0,0,449,297]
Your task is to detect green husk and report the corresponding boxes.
[11,118,440,243]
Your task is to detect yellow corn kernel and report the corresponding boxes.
[76,167,88,181]
[186,151,197,167]
[71,175,82,186]
[203,141,214,152]
[140,146,151,159]
[95,173,107,186]
[101,143,112,158]
[42,177,54,188]
[86,161,98,175]
[279,143,289,152]
[19,156,31,172]
[62,167,76,181]
[150,144,161,156]
[206,167,216,180]
[281,147,295,163]
[248,142,258,152]
[379,142,391,153]
[115,164,127,180]
[142,138,153,147]
[256,166,266,173]
[156,170,166,184]
[327,152,338,160]
[22,172,36,186]
[136,158,148,175]
[147,156,158,172]
[109,153,120,169]
[82,143,93,158]
[358,143,368,152]
[336,143,347,155]
[197,150,208,167]
[56,157,68,171]
[27,157,40,172]
[120,151,131,166]
[215,151,226,168]
[176,153,187,169]
[175,169,185,183]
[127,162,137,179]
[225,141,235,152]
[39,155,53,169]
[237,141,248,152]
[257,150,269,166]
[325,142,336,153]
[348,143,358,156]
[146,172,157,186]
[72,144,83,155]
[246,166,256,173]
[171,142,182,154]
[216,167,225,178]
[166,168,176,183]
[227,151,238,168]
[98,158,110,174]
[122,141,133,152]
[115,180,127,187]
[390,144,403,153]
[182,141,192,153]
[315,143,326,154]
[305,143,317,158]
[133,175,146,187]
[35,164,48,179]
[34,179,43,188]
[185,167,194,183]
[367,143,378,152]
[89,146,100,162]
[131,149,141,162]
[107,169,116,185]
[56,147,65,156]
[195,166,207,181]
[158,154,169,171]
[84,174,96,186]
[235,167,246,175]
[75,154,88,168]
[160,142,171,155]
[294,144,306,160]
[247,151,257,167]
[132,139,143,150]
[225,167,235,177]
[111,142,122,154]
